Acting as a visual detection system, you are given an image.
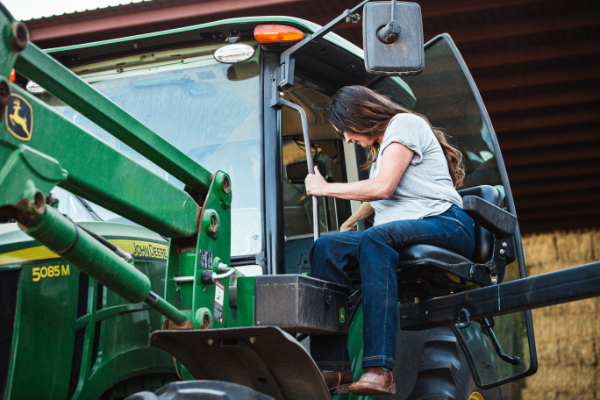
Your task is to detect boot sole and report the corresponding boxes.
[349,383,396,395]
[330,383,352,395]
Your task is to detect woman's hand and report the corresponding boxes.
[339,202,373,232]
[305,166,328,197]
[340,219,358,232]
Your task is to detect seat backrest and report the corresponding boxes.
[458,185,502,263]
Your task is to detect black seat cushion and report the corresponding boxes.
[397,244,472,270]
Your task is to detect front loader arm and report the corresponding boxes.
[0,83,199,238]
[0,5,235,334]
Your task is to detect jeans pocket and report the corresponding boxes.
[437,207,460,224]
[437,208,475,243]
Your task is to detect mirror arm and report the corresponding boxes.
[278,0,370,90]
[377,0,401,44]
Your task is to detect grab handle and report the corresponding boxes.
[277,97,320,241]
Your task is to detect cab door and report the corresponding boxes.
[399,34,537,389]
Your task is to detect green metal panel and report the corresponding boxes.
[0,84,198,238]
[161,170,253,329]
[233,277,255,328]
[184,172,232,329]
[1,224,175,400]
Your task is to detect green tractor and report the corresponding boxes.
[1,1,599,399]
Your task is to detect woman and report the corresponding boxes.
[305,86,475,396]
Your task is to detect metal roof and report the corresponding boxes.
[22,0,151,21]
[23,0,600,233]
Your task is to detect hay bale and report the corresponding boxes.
[533,297,600,317]
[560,337,597,366]
[517,389,597,400]
[507,229,600,398]
[591,231,600,260]
[532,311,599,338]
[535,337,560,364]
[525,365,596,391]
[556,391,596,400]
[520,389,557,400]
[555,232,594,264]
[522,233,558,266]
[596,337,600,372]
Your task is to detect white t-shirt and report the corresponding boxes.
[369,113,463,225]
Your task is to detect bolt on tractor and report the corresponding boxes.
[1,1,599,399]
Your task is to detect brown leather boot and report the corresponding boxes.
[320,370,354,395]
[348,367,396,395]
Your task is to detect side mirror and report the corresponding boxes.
[362,1,424,75]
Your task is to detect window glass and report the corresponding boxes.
[51,186,98,222]
[282,138,345,238]
[401,39,503,195]
[43,45,262,256]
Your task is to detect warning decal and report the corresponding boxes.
[214,281,225,323]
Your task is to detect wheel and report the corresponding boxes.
[125,381,276,400]
[405,326,502,400]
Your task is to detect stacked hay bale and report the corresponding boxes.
[519,229,600,400]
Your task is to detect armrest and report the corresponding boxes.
[462,196,517,238]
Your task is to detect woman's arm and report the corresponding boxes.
[340,202,374,231]
[305,142,414,201]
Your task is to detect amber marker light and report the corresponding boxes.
[254,25,304,43]
[9,68,15,82]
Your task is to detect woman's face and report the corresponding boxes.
[341,131,379,148]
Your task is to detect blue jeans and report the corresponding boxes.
[309,205,475,371]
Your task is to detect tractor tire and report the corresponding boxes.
[125,381,275,400]
[406,326,502,400]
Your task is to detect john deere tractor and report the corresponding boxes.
[2,1,599,399]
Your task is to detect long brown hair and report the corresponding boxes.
[329,85,465,188]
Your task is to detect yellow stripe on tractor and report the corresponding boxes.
[0,240,168,266]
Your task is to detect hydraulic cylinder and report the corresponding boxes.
[22,204,188,325]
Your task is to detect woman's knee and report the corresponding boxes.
[310,234,343,274]
[359,226,396,248]
[310,235,335,262]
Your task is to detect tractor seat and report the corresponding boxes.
[395,185,516,300]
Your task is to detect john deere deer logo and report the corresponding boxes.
[5,93,33,141]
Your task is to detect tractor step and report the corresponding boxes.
[255,275,349,334]
[150,326,331,400]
